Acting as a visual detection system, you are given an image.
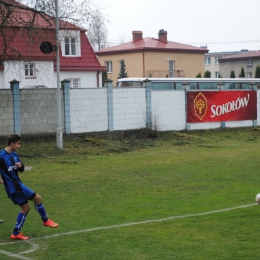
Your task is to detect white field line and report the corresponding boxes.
[0,203,257,260]
[0,203,257,247]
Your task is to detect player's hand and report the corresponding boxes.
[0,179,3,184]
[15,162,22,168]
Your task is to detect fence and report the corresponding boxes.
[0,80,258,136]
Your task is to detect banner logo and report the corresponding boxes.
[194,92,208,120]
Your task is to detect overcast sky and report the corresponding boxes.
[95,0,260,53]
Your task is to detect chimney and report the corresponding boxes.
[158,29,167,43]
[132,31,143,42]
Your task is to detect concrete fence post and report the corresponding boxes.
[10,79,21,135]
[105,79,114,131]
[143,79,152,129]
[182,83,190,130]
[61,79,71,134]
[249,83,258,126]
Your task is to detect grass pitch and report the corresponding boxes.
[0,128,260,259]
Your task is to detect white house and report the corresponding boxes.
[0,0,106,89]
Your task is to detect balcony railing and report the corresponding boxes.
[146,70,185,78]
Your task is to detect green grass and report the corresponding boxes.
[1,128,260,259]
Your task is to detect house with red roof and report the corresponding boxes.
[96,30,208,85]
[0,0,106,88]
[219,50,260,78]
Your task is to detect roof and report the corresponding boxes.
[0,0,106,72]
[96,37,208,55]
[59,31,106,71]
[219,51,260,62]
[1,0,83,30]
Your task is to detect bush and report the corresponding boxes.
[204,70,211,78]
[230,70,235,78]
[255,65,260,78]
[239,67,245,77]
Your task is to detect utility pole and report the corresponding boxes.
[55,0,63,149]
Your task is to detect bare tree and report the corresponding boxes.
[0,0,106,61]
[86,9,108,51]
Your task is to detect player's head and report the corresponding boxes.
[7,134,21,146]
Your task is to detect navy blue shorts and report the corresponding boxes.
[10,185,36,206]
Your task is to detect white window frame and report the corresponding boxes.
[214,57,219,64]
[169,60,174,77]
[59,30,81,57]
[65,37,76,56]
[24,63,35,77]
[247,59,252,66]
[215,71,219,78]
[105,61,113,73]
[205,57,211,65]
[68,78,80,88]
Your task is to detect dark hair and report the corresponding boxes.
[7,134,21,146]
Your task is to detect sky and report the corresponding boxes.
[95,0,260,53]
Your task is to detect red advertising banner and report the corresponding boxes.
[187,91,257,123]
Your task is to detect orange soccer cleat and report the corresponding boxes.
[11,233,29,240]
[43,219,59,228]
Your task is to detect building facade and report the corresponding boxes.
[204,50,251,78]
[0,0,106,89]
[96,30,208,85]
[218,51,260,78]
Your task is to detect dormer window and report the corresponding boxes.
[65,37,76,56]
[59,30,81,57]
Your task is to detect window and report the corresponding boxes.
[65,37,76,56]
[215,71,219,78]
[215,57,219,64]
[68,78,80,88]
[169,60,174,77]
[247,59,252,66]
[205,57,211,65]
[60,30,81,57]
[24,63,35,77]
[105,61,113,73]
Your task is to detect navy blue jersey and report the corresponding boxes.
[0,149,25,197]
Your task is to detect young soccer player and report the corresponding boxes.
[0,134,58,240]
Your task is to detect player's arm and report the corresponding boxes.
[16,162,24,172]
[0,179,3,184]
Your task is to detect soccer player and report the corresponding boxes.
[0,134,59,240]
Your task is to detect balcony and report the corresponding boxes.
[146,70,185,78]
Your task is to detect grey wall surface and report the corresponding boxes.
[0,89,14,135]
[0,85,259,137]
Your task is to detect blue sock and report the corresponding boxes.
[35,203,48,222]
[13,212,27,235]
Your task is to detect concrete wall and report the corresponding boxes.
[0,82,259,137]
[20,88,58,134]
[151,90,186,131]
[70,88,108,133]
[0,89,14,135]
[113,88,146,130]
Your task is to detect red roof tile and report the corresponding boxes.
[59,31,106,71]
[1,0,82,30]
[96,37,208,55]
[0,0,106,72]
[219,51,260,61]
